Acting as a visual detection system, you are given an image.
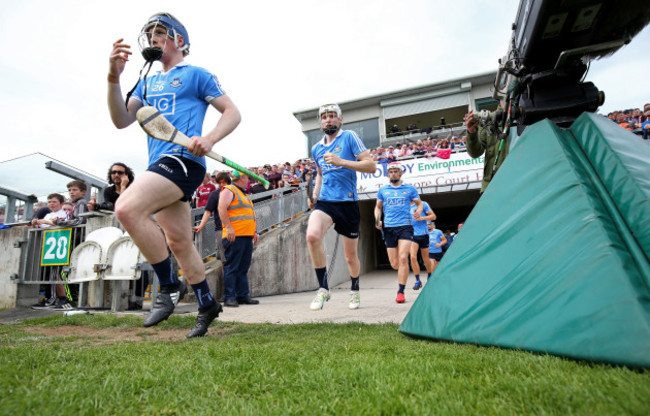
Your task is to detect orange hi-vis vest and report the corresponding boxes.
[222,184,256,238]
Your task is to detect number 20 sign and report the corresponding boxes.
[41,228,72,266]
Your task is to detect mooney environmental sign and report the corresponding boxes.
[357,153,484,194]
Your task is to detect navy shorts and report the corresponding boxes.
[412,234,430,250]
[383,225,413,248]
[148,156,206,202]
[429,251,443,262]
[314,200,360,239]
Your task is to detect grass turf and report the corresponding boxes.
[1,314,648,415]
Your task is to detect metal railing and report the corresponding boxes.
[19,225,86,284]
[16,183,312,284]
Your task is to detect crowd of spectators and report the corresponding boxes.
[605,104,650,140]
[370,136,467,164]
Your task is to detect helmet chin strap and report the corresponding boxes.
[323,126,339,135]
[124,43,166,109]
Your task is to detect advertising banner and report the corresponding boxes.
[357,153,484,194]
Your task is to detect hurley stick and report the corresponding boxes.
[136,106,270,188]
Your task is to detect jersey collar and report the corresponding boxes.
[319,129,343,146]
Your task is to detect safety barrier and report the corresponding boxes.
[15,182,312,286]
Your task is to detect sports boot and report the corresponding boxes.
[186,302,223,338]
[143,282,187,327]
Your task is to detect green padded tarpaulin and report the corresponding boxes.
[399,113,650,367]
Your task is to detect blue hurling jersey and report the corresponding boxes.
[132,63,225,168]
[312,130,367,202]
[428,229,444,253]
[410,201,432,236]
[377,184,419,227]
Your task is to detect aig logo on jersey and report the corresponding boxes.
[149,93,176,115]
[170,78,182,88]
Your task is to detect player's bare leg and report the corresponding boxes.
[114,172,182,264]
[306,210,333,269]
[342,235,361,309]
[388,239,411,303]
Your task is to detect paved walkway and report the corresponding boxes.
[0,270,427,325]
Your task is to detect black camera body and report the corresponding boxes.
[495,0,650,128]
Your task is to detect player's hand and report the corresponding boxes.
[188,136,213,157]
[323,152,343,166]
[109,38,132,78]
[375,219,383,230]
[226,225,236,242]
[192,226,202,233]
[464,111,478,134]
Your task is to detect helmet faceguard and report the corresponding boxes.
[318,103,342,120]
[138,12,190,61]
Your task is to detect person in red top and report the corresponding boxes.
[195,173,216,208]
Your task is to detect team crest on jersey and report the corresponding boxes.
[402,191,408,194]
[170,78,182,88]
[334,146,342,153]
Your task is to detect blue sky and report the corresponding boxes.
[1,0,648,180]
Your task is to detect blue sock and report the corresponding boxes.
[351,276,359,291]
[316,267,329,290]
[415,274,421,282]
[191,280,216,311]
[151,257,179,287]
[398,284,405,294]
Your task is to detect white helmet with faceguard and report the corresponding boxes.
[318,103,342,135]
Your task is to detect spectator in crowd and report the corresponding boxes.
[194,172,217,208]
[642,112,650,140]
[412,140,426,157]
[32,201,51,222]
[464,107,511,193]
[375,162,424,304]
[406,122,418,132]
[616,112,635,130]
[89,162,134,211]
[427,221,447,279]
[267,164,282,189]
[436,138,451,150]
[397,144,412,158]
[31,194,71,310]
[374,146,389,162]
[386,146,397,161]
[56,180,88,226]
[62,201,73,217]
[194,171,231,263]
[451,136,465,150]
[390,124,400,135]
[31,193,67,229]
[218,170,260,307]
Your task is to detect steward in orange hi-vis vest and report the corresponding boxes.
[221,184,256,238]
